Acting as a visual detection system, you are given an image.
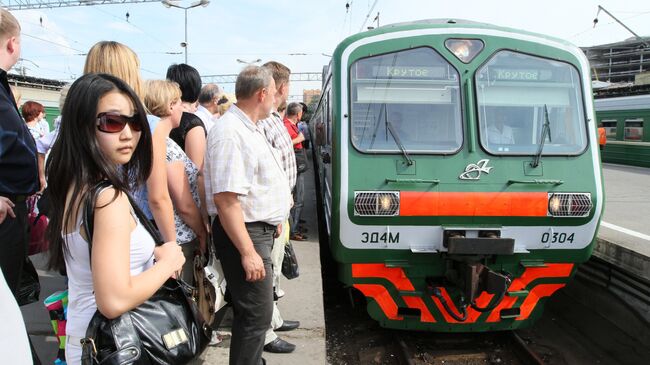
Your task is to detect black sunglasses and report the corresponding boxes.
[216,95,229,106]
[96,112,143,133]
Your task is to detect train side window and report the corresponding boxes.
[601,119,617,141]
[624,119,643,141]
[349,47,462,154]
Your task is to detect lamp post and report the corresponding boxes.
[236,58,262,65]
[161,0,210,64]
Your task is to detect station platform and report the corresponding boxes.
[22,166,326,364]
[595,163,650,281]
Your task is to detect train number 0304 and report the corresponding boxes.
[541,232,575,244]
[361,232,400,244]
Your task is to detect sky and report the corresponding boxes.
[8,0,650,97]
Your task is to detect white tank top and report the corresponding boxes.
[63,203,155,339]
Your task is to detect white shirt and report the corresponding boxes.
[195,104,216,133]
[0,271,32,364]
[204,104,291,226]
[487,124,515,144]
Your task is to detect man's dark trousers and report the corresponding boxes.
[0,197,28,296]
[213,218,273,365]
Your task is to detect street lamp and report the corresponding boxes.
[161,0,210,64]
[236,58,262,65]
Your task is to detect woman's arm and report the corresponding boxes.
[37,153,46,192]
[184,126,206,171]
[166,161,207,253]
[147,132,177,242]
[91,189,184,319]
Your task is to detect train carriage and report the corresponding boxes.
[311,19,603,331]
[595,93,650,168]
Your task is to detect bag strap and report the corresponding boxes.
[83,181,164,257]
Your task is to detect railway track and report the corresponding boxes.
[393,331,546,365]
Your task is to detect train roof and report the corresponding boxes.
[333,18,577,55]
[594,93,650,111]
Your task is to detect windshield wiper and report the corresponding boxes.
[384,106,414,166]
[531,104,552,168]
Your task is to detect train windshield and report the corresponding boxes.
[349,47,463,153]
[476,51,587,155]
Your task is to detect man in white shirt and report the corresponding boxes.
[487,115,515,145]
[195,83,224,132]
[205,66,291,365]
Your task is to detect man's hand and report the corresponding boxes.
[241,251,265,282]
[274,223,282,238]
[0,197,16,224]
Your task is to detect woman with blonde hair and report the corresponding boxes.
[143,80,206,281]
[83,41,177,244]
[83,41,143,98]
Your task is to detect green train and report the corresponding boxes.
[310,19,603,331]
[595,94,650,167]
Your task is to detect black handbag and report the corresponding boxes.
[17,256,40,306]
[80,181,211,365]
[281,240,300,280]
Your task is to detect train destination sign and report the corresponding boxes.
[486,68,554,82]
[362,65,447,80]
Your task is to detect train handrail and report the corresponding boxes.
[385,178,440,184]
[507,179,564,185]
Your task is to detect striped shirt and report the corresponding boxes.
[258,111,297,191]
[204,104,291,226]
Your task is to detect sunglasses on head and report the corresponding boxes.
[216,95,229,106]
[96,112,142,133]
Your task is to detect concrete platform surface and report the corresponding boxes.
[596,163,650,281]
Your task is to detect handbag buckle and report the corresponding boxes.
[80,337,98,355]
[162,328,189,350]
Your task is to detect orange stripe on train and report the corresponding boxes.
[352,263,415,291]
[399,191,548,217]
[353,284,402,320]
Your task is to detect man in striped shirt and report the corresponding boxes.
[257,61,300,354]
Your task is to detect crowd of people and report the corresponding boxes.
[0,9,310,365]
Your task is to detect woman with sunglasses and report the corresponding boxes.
[83,41,178,246]
[45,73,185,365]
[144,80,207,282]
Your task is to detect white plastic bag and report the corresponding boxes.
[204,244,227,312]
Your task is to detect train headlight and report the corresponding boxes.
[547,193,593,217]
[445,39,484,63]
[354,191,400,216]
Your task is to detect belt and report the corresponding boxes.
[0,193,29,203]
[211,216,276,231]
[245,221,276,230]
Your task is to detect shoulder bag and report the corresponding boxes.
[80,181,211,365]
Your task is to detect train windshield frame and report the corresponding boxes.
[475,50,588,155]
[349,47,463,154]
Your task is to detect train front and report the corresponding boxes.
[325,22,603,331]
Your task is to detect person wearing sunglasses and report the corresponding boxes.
[45,73,185,365]
[144,79,207,283]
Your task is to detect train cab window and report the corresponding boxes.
[624,119,643,141]
[476,51,587,155]
[349,47,462,153]
[601,119,617,140]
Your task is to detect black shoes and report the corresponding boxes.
[276,319,300,332]
[263,338,296,353]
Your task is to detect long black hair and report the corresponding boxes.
[46,73,152,272]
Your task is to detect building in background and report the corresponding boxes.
[303,89,321,104]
